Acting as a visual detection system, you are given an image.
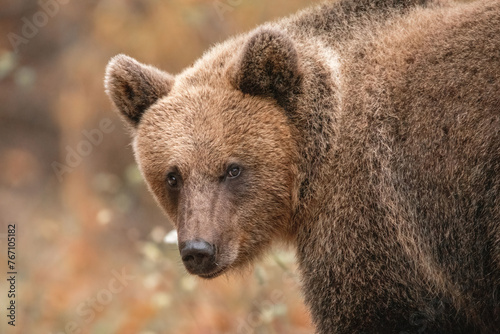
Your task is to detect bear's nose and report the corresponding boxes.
[180,239,216,274]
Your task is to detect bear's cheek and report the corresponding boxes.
[135,164,181,226]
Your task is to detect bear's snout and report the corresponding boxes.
[180,239,218,276]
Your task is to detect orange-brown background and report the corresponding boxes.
[0,0,316,333]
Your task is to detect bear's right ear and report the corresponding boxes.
[104,54,174,127]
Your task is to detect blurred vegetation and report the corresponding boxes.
[0,0,316,333]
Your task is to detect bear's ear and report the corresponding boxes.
[104,54,174,127]
[229,28,302,110]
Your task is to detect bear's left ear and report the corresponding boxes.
[105,54,174,127]
[229,28,302,111]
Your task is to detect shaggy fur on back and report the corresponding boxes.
[105,0,500,333]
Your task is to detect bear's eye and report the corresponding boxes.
[166,172,180,188]
[227,165,241,179]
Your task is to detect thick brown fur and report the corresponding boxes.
[105,0,500,332]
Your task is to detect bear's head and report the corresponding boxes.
[105,28,302,279]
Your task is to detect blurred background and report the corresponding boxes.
[0,0,316,333]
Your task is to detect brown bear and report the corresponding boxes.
[104,0,500,332]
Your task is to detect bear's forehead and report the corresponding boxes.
[134,83,293,180]
[140,89,254,142]
[135,92,259,172]
[139,84,284,140]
